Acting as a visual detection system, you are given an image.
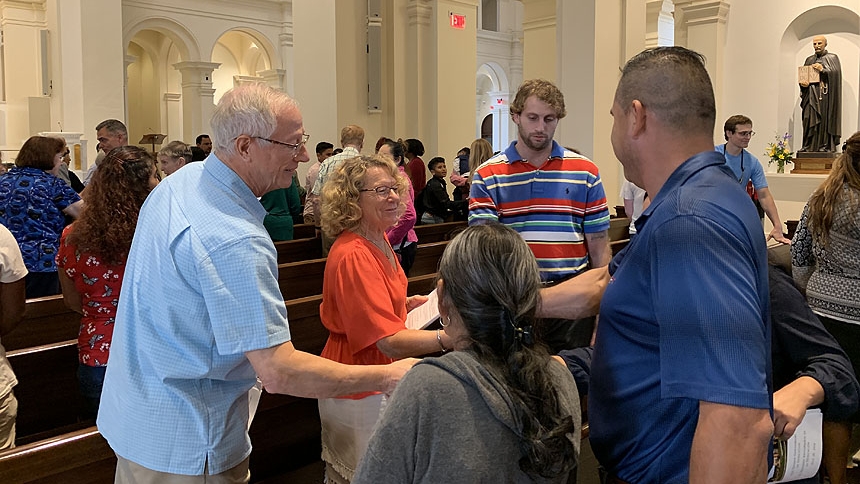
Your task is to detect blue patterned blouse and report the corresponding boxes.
[0,166,80,272]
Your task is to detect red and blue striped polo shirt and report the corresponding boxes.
[469,141,610,282]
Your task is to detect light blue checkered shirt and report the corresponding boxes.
[98,154,292,475]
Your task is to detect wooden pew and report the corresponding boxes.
[6,340,83,442]
[607,217,630,242]
[291,223,316,240]
[272,221,466,266]
[278,240,449,301]
[1,273,439,483]
[413,221,466,244]
[410,240,447,277]
[0,426,115,484]
[4,295,80,352]
[274,236,323,264]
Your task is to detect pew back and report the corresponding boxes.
[4,296,80,352]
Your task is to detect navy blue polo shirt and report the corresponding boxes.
[589,150,771,483]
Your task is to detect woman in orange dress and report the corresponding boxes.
[317,154,452,483]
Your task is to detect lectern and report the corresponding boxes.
[139,134,166,155]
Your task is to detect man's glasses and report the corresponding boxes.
[737,130,755,138]
[360,185,398,197]
[254,133,310,154]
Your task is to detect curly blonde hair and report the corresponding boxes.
[320,154,408,239]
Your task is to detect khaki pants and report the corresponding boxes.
[114,455,250,484]
[0,390,17,450]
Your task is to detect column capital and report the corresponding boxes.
[173,61,221,76]
[173,61,221,88]
[406,0,432,27]
[258,69,286,91]
[674,0,730,26]
[279,32,293,48]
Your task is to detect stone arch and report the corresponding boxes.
[477,61,509,92]
[476,62,511,150]
[123,18,202,146]
[123,17,201,61]
[778,5,860,148]
[209,28,280,103]
[209,27,278,72]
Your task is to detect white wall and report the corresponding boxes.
[722,0,860,226]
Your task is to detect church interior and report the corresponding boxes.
[0,0,859,482]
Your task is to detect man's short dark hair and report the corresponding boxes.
[190,146,207,161]
[196,134,210,145]
[723,115,753,141]
[427,156,445,171]
[405,138,425,157]
[615,47,715,136]
[316,141,334,154]
[95,119,128,136]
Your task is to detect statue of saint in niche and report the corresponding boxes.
[799,35,841,152]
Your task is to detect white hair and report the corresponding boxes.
[210,83,297,158]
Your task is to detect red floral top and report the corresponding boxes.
[56,225,125,367]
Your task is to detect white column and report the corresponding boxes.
[1,1,47,147]
[673,0,730,138]
[520,0,556,82]
[173,61,219,143]
[487,91,509,151]
[405,0,433,138]
[293,0,337,145]
[163,93,182,142]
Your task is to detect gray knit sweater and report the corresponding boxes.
[792,188,860,322]
[353,351,581,483]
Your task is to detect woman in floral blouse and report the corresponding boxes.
[56,146,159,418]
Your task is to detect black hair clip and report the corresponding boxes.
[515,325,534,346]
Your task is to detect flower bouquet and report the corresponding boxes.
[765,133,794,173]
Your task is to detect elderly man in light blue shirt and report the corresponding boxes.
[98,83,414,482]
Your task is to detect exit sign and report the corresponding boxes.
[450,13,466,29]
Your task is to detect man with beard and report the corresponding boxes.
[800,35,841,152]
[469,78,610,351]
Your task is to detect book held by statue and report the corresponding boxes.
[797,65,820,84]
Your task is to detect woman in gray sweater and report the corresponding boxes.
[792,130,860,483]
[354,223,580,483]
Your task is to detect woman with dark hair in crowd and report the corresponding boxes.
[318,154,452,483]
[355,223,580,483]
[378,138,418,275]
[0,136,83,298]
[56,146,159,418]
[792,130,860,482]
[404,138,426,200]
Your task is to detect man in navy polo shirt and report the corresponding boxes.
[590,47,773,483]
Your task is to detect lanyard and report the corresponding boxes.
[721,144,745,183]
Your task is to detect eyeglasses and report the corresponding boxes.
[360,185,398,197]
[736,130,755,138]
[254,133,310,154]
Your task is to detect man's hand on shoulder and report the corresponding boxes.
[537,266,609,320]
[383,358,419,395]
